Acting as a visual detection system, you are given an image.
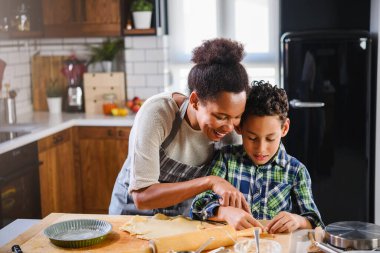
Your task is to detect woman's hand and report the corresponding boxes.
[265,211,312,233]
[217,206,264,230]
[209,176,250,212]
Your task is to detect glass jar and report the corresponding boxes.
[102,93,117,115]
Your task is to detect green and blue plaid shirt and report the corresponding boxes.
[190,143,324,228]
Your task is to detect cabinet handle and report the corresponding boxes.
[107,129,113,137]
[118,130,124,137]
[53,135,64,145]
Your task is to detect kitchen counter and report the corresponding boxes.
[0,112,135,154]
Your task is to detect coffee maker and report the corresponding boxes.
[61,56,86,112]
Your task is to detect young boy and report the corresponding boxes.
[190,81,324,233]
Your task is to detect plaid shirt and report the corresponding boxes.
[190,143,324,228]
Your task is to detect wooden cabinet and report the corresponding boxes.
[38,128,82,217]
[77,126,130,214]
[42,0,122,37]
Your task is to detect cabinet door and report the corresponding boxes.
[38,129,80,217]
[78,126,130,214]
[42,0,121,37]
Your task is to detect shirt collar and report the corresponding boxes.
[242,142,290,169]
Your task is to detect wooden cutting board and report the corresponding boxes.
[0,213,292,253]
[31,55,67,111]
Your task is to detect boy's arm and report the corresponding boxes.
[293,166,325,228]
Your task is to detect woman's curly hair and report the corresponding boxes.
[188,38,250,102]
[241,80,289,125]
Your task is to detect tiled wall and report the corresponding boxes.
[0,35,169,118]
[124,36,170,99]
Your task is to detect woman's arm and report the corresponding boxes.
[132,175,249,210]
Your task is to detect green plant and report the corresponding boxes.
[88,38,124,63]
[131,0,153,12]
[46,79,64,97]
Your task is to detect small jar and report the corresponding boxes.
[102,93,117,115]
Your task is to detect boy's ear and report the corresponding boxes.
[281,118,290,137]
[235,124,242,135]
[189,91,199,110]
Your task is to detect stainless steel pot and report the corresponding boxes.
[0,97,16,125]
[324,221,380,251]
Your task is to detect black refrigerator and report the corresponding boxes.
[280,31,374,224]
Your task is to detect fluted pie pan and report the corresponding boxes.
[44,219,112,248]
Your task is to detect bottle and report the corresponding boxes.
[102,93,117,115]
[15,3,30,31]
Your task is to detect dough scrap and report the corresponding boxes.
[120,213,213,239]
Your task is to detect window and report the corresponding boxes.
[167,0,279,93]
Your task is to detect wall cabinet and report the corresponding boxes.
[77,126,131,214]
[38,128,81,217]
[42,0,122,37]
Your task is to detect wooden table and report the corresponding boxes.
[0,213,293,253]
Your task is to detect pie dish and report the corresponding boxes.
[44,219,112,248]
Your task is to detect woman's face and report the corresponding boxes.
[191,91,247,141]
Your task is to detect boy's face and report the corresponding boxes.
[240,115,290,165]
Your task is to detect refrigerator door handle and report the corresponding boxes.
[290,99,325,108]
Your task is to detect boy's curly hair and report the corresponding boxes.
[241,80,289,125]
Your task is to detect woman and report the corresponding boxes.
[109,38,251,216]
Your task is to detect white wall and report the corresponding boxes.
[370,0,380,225]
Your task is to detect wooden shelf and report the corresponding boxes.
[0,30,43,39]
[124,28,156,35]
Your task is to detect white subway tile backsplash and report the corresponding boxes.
[146,74,165,87]
[14,64,30,77]
[127,75,146,87]
[134,62,158,74]
[63,38,87,44]
[146,49,165,61]
[124,37,133,48]
[134,87,161,99]
[126,62,134,74]
[126,49,145,62]
[132,36,157,49]
[40,38,63,44]
[39,45,64,52]
[1,35,168,114]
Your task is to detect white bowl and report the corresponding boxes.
[234,238,282,253]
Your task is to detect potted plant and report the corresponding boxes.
[88,38,124,72]
[46,79,64,114]
[131,0,153,29]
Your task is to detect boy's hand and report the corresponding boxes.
[265,211,309,233]
[217,206,264,230]
[209,176,250,212]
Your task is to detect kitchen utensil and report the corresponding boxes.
[43,219,112,248]
[254,227,260,253]
[314,241,340,253]
[4,97,17,124]
[324,221,380,250]
[307,232,322,253]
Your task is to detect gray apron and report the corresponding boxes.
[109,99,211,216]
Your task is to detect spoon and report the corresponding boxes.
[254,227,260,253]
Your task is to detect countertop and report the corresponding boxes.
[0,111,135,154]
